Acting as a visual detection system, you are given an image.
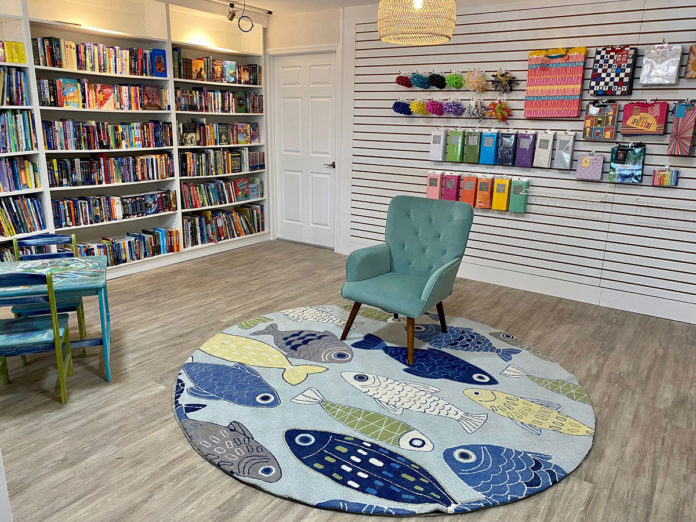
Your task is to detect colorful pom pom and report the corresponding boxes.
[445,73,463,89]
[395,75,412,88]
[410,99,428,115]
[443,100,465,116]
[410,73,430,89]
[490,69,517,94]
[464,98,486,119]
[428,73,447,89]
[392,101,412,115]
[485,99,512,123]
[425,99,445,116]
[465,69,488,93]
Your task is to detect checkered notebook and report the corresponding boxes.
[589,46,637,96]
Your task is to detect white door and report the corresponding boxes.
[273,52,337,248]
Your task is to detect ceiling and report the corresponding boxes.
[251,0,379,14]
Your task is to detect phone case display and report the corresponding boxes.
[509,178,529,213]
[446,130,464,162]
[429,129,448,161]
[514,132,536,167]
[475,177,493,208]
[463,131,481,163]
[426,171,444,198]
[576,153,604,181]
[460,176,478,206]
[621,101,668,135]
[442,174,461,201]
[524,47,587,118]
[583,102,619,140]
[652,167,679,187]
[609,143,645,184]
[533,132,554,168]
[686,45,696,79]
[589,46,637,96]
[491,178,511,210]
[552,133,575,170]
[497,132,517,166]
[479,131,499,164]
[668,101,696,156]
[640,44,682,85]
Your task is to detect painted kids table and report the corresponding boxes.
[0,256,111,381]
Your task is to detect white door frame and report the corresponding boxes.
[265,39,344,251]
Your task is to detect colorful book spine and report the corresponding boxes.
[0,66,30,105]
[0,109,38,153]
[0,195,46,237]
[47,153,173,187]
[182,204,264,247]
[76,227,180,267]
[42,119,172,151]
[0,157,41,192]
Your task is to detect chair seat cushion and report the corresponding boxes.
[341,272,428,318]
[0,314,69,355]
[11,296,82,316]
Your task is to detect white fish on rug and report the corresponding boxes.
[281,306,362,329]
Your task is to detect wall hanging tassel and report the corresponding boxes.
[392,100,413,115]
[395,74,412,88]
[426,99,445,115]
[443,100,465,116]
[490,69,517,93]
[428,73,447,89]
[410,99,429,115]
[445,72,464,89]
[410,72,430,89]
[465,69,488,93]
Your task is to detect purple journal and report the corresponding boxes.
[514,132,537,167]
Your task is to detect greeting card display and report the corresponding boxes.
[583,101,619,141]
[609,143,645,184]
[668,101,696,156]
[576,153,604,181]
[524,47,587,118]
[589,46,637,96]
[621,102,668,135]
[640,44,682,85]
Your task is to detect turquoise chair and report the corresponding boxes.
[340,195,474,364]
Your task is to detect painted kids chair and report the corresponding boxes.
[340,195,474,365]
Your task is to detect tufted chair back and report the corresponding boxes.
[385,195,474,277]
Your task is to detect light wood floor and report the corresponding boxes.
[0,240,694,522]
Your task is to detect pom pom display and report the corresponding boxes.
[490,69,517,93]
[443,100,465,116]
[464,98,487,119]
[392,101,412,115]
[426,99,445,116]
[445,73,464,89]
[465,69,488,93]
[428,73,447,89]
[485,99,512,123]
[410,99,428,115]
[410,73,430,89]
[395,75,412,88]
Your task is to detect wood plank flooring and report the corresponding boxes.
[0,240,694,521]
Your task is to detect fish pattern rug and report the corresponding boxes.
[173,304,595,515]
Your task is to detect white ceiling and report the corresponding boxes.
[253,0,379,14]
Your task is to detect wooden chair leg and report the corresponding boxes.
[393,313,399,320]
[436,302,447,333]
[0,356,9,385]
[20,355,27,366]
[407,317,415,365]
[340,302,362,341]
[77,302,87,357]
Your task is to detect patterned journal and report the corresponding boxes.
[609,143,645,184]
[524,47,588,118]
[668,101,696,156]
[589,46,637,96]
[583,102,619,141]
[621,102,668,135]
[576,153,604,181]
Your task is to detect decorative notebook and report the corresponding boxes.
[524,47,588,118]
[589,46,637,96]
[514,132,536,168]
[621,101,668,135]
[552,133,575,170]
[497,133,517,166]
[575,153,604,181]
[533,132,554,168]
[651,167,679,187]
[478,131,499,164]
[668,101,696,156]
[583,101,619,141]
[640,44,682,85]
[463,131,481,163]
[608,143,645,184]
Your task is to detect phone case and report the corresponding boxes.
[509,178,529,213]
[576,153,604,181]
[425,171,444,198]
[463,130,481,163]
[441,173,461,201]
[497,133,517,166]
[533,132,554,168]
[608,144,645,184]
[475,177,493,208]
[514,132,536,167]
[583,102,619,141]
[446,130,464,162]
[479,131,499,164]
[552,133,575,170]
[491,178,511,210]
[460,176,478,206]
[429,129,447,161]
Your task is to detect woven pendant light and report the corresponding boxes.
[378,0,456,46]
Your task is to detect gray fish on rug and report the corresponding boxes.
[251,323,353,364]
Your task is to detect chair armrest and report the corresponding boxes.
[420,258,462,308]
[345,243,391,282]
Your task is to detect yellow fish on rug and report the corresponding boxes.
[199,333,327,385]
[463,388,594,436]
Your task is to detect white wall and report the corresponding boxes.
[266,8,340,51]
[0,451,11,522]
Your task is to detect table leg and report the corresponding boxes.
[99,287,111,382]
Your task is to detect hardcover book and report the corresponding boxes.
[95,84,115,110]
[181,122,197,145]
[224,61,237,83]
[151,49,167,78]
[142,85,163,110]
[60,78,81,108]
[236,123,250,144]
[249,123,260,144]
[219,125,230,145]
[234,178,250,200]
[192,59,206,81]
[234,91,247,113]
[212,60,224,82]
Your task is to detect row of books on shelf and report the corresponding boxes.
[178,121,260,146]
[42,119,173,151]
[181,178,262,209]
[77,227,180,267]
[0,41,26,64]
[0,195,45,238]
[47,153,173,187]
[51,189,177,228]
[1,66,29,106]
[172,50,262,86]
[32,37,167,78]
[1,109,37,153]
[37,78,168,111]
[182,204,264,247]
[180,147,264,176]
[0,157,41,193]
[174,88,262,113]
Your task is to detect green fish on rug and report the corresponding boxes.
[237,316,272,330]
[501,365,591,405]
[339,304,393,322]
[291,388,434,452]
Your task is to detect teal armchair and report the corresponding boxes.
[340,195,474,364]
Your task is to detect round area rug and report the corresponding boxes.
[173,305,595,515]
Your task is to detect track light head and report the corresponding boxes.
[227,2,236,21]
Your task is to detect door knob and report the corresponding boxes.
[324,161,336,168]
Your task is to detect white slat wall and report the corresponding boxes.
[343,0,696,324]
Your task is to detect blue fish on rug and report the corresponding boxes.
[251,323,353,364]
[182,361,280,408]
[285,429,458,509]
[174,378,282,483]
[352,334,498,385]
[413,324,521,362]
[443,444,567,505]
[316,499,415,515]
